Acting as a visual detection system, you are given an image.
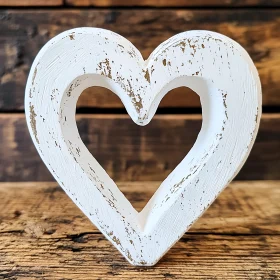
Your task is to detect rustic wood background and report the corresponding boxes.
[0,0,280,182]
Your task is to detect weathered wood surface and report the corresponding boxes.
[1,181,279,234]
[1,114,280,182]
[0,9,279,110]
[65,0,280,7]
[0,181,279,278]
[1,0,279,6]
[0,0,63,5]
[76,86,201,109]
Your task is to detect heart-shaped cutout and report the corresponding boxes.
[25,28,261,266]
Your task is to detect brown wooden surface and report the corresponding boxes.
[1,0,279,7]
[65,0,280,7]
[1,113,280,182]
[0,181,279,279]
[0,0,63,5]
[76,86,202,109]
[0,9,280,110]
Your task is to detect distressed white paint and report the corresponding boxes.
[25,28,261,266]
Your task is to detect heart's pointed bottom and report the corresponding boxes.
[124,253,163,267]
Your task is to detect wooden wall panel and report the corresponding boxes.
[0,0,63,5]
[65,0,280,7]
[0,9,279,110]
[1,0,279,7]
[1,114,279,182]
[76,87,201,109]
[0,5,279,183]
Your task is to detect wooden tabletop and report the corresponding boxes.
[0,181,279,279]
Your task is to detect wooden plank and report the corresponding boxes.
[0,0,63,5]
[1,234,278,279]
[1,113,280,182]
[65,0,280,7]
[0,9,279,110]
[0,181,279,278]
[76,86,201,109]
[0,181,279,235]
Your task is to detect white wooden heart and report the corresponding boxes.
[25,28,261,266]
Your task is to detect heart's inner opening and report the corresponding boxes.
[75,86,202,211]
[61,73,225,233]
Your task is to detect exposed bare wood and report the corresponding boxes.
[0,181,279,278]
[0,9,279,110]
[0,114,280,182]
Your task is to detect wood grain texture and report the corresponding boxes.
[1,114,280,182]
[76,86,201,109]
[1,181,279,235]
[0,0,63,5]
[0,9,279,110]
[65,0,280,7]
[0,181,279,278]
